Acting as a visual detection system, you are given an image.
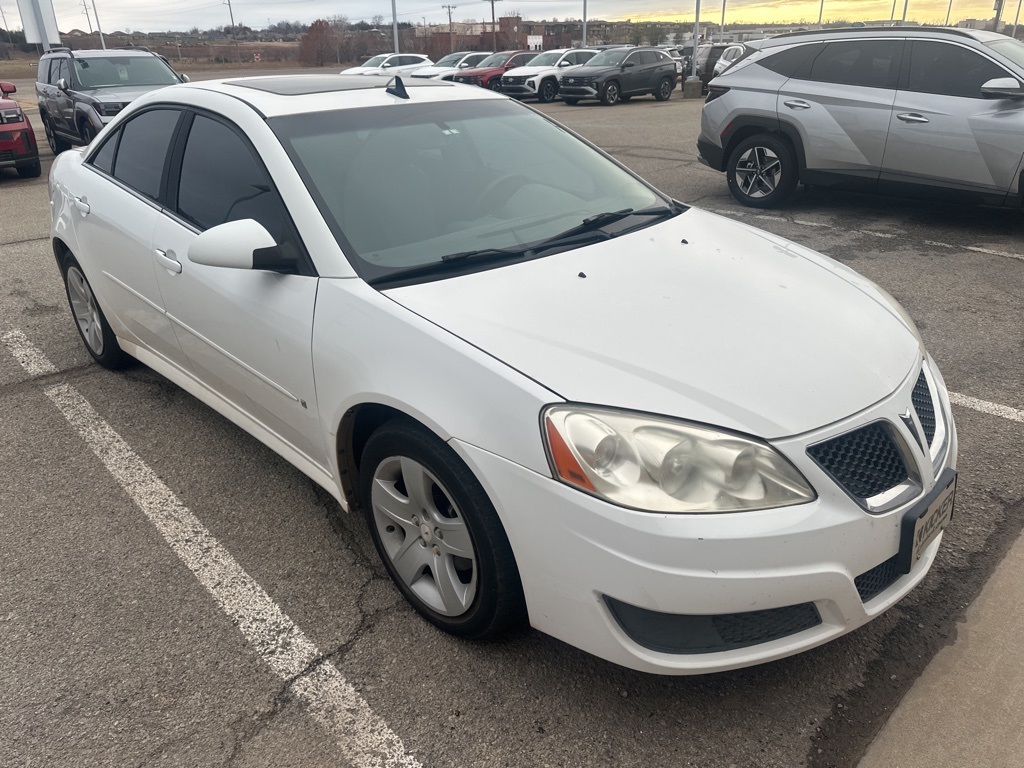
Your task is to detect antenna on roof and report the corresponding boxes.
[385,74,410,99]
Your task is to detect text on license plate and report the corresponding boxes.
[898,469,956,574]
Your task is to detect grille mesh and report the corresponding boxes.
[912,372,936,446]
[808,422,908,499]
[855,555,902,602]
[0,149,13,162]
[711,604,822,647]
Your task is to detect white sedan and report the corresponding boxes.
[341,52,432,76]
[48,74,957,675]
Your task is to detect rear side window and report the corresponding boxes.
[111,109,181,200]
[89,133,117,174]
[808,40,901,89]
[906,41,1009,98]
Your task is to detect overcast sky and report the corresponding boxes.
[8,0,1008,35]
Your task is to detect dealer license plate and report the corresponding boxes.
[897,468,956,574]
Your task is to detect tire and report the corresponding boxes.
[80,121,98,145]
[44,116,71,155]
[60,253,132,369]
[654,77,674,101]
[17,160,41,179]
[359,419,527,640]
[726,134,798,209]
[562,98,580,105]
[600,80,620,106]
[537,78,558,103]
[488,79,502,91]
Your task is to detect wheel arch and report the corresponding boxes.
[722,117,806,176]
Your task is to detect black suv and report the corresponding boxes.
[559,47,677,105]
[36,47,186,153]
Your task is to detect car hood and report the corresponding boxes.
[384,208,922,439]
[411,66,458,77]
[507,65,559,78]
[77,85,169,102]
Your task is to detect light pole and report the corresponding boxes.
[818,0,825,26]
[583,0,587,46]
[91,0,106,48]
[720,0,726,42]
[901,0,909,24]
[945,0,954,24]
[0,4,12,43]
[391,0,399,52]
[691,0,701,80]
[443,5,456,52]
[1013,0,1022,37]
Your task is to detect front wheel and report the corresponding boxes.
[61,254,132,369]
[726,134,798,209]
[654,77,674,101]
[537,79,558,103]
[600,80,620,106]
[562,97,580,105]
[488,79,502,91]
[80,121,98,145]
[45,117,71,155]
[17,160,41,179]
[360,419,527,639]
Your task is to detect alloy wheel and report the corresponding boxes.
[370,456,478,617]
[66,265,104,355]
[735,145,783,199]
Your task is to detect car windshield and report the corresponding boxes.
[361,55,388,67]
[477,52,512,67]
[434,53,464,67]
[986,38,1024,69]
[528,51,564,67]
[72,56,179,88]
[271,99,669,284]
[584,49,629,67]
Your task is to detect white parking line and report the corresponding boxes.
[949,392,1024,424]
[1,329,421,768]
[924,240,1024,263]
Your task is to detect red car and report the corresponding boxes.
[451,50,537,90]
[0,81,40,179]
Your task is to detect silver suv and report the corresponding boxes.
[36,47,186,153]
[697,27,1024,208]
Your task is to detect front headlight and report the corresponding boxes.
[543,405,816,513]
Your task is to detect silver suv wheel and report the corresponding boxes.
[726,134,798,208]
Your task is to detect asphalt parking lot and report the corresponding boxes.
[2,73,1023,767]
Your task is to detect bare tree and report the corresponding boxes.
[299,19,339,66]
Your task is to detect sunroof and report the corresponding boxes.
[226,74,449,96]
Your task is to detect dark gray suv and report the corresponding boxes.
[36,47,186,153]
[697,27,1024,208]
[559,47,677,106]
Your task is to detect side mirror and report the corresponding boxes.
[188,219,295,272]
[622,61,635,69]
[507,62,517,69]
[981,77,1024,98]
[58,78,68,91]
[382,62,392,68]
[458,62,470,68]
[180,74,190,83]
[0,81,16,96]
[558,60,572,67]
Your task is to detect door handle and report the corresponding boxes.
[154,248,182,274]
[784,99,812,110]
[896,112,929,124]
[72,195,90,214]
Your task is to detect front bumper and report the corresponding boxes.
[559,84,599,100]
[500,81,534,97]
[450,360,958,674]
[0,128,39,168]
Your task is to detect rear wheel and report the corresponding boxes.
[80,121,98,145]
[360,419,527,639]
[600,80,620,106]
[726,134,798,209]
[537,78,558,103]
[654,77,674,101]
[60,253,131,369]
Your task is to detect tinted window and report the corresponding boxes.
[89,131,118,174]
[808,40,901,89]
[38,60,48,82]
[55,58,70,86]
[907,41,1009,98]
[112,109,180,199]
[176,114,294,247]
[511,54,535,66]
[577,51,597,64]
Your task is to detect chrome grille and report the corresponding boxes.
[807,422,909,499]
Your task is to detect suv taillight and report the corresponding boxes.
[705,86,729,104]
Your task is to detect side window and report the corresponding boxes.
[759,43,824,78]
[577,51,597,64]
[176,114,296,249]
[112,109,181,200]
[55,58,71,86]
[89,130,118,174]
[512,54,533,67]
[624,52,640,67]
[906,41,1009,98]
[808,40,901,89]
[38,59,49,83]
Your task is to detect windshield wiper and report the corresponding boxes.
[528,204,683,250]
[440,246,525,263]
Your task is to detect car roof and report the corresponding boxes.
[44,47,158,58]
[159,74,506,118]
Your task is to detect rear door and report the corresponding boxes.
[881,39,1024,197]
[776,39,903,186]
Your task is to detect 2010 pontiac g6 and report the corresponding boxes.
[48,75,957,674]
